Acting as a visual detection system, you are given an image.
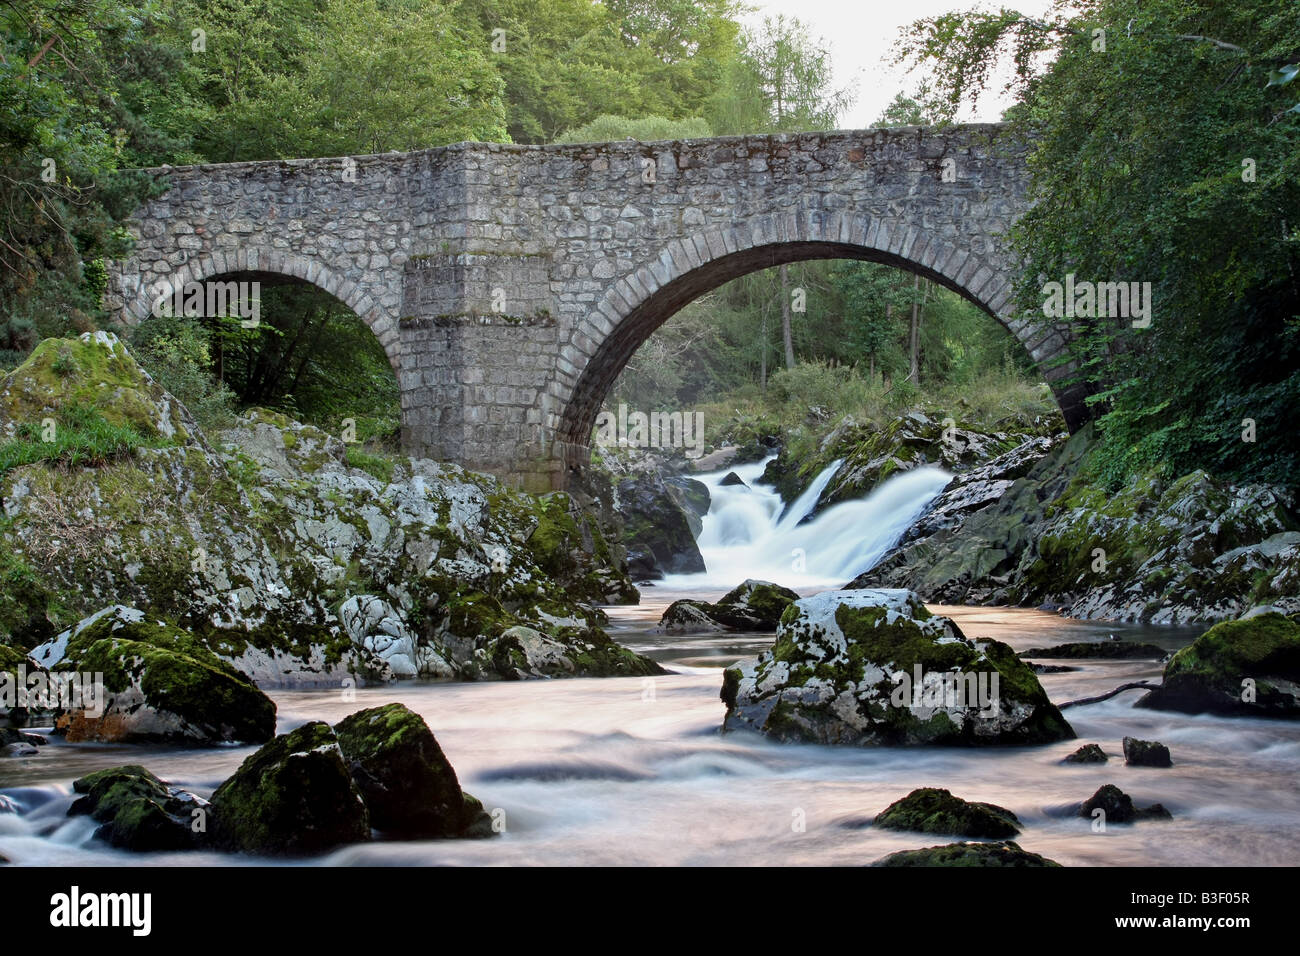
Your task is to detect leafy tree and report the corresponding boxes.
[898,0,1300,486]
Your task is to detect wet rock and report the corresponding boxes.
[872,840,1061,867]
[69,765,207,851]
[873,788,1021,838]
[660,579,800,633]
[1123,736,1172,767]
[1020,641,1169,659]
[720,589,1074,746]
[718,471,747,487]
[339,595,426,679]
[334,703,484,838]
[210,721,370,856]
[1063,743,1109,764]
[614,471,705,578]
[1136,612,1300,716]
[850,425,1300,626]
[486,624,663,680]
[1,742,37,757]
[1078,784,1172,823]
[33,606,275,745]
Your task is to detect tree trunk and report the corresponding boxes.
[908,273,921,384]
[760,300,769,391]
[780,263,795,369]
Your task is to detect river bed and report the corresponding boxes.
[3,590,1297,867]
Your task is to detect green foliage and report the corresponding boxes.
[343,446,395,484]
[128,319,237,428]
[0,402,165,478]
[899,0,1300,488]
[556,114,712,142]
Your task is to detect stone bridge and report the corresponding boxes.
[106,124,1083,491]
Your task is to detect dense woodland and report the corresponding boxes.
[1,0,1297,487]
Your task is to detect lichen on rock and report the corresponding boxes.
[719,588,1074,746]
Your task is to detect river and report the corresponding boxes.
[3,594,1299,866]
[3,462,1298,867]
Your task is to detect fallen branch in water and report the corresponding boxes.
[1058,681,1159,710]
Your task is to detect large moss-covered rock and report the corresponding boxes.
[0,335,647,688]
[0,331,195,444]
[334,703,479,838]
[69,765,206,851]
[720,589,1074,746]
[210,721,370,856]
[1136,612,1300,716]
[873,788,1021,838]
[36,606,275,744]
[872,840,1061,867]
[660,579,800,633]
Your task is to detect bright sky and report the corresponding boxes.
[741,0,1058,126]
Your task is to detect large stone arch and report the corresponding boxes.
[114,248,402,372]
[552,207,1082,467]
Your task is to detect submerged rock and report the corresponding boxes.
[210,721,370,856]
[1122,736,1172,767]
[660,579,800,633]
[1136,612,1300,716]
[719,589,1074,746]
[1063,743,1109,764]
[1020,641,1168,659]
[873,787,1021,838]
[872,840,1061,867]
[334,703,484,838]
[36,606,275,745]
[69,765,206,851]
[1078,784,1172,823]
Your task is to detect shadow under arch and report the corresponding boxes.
[554,215,1083,476]
[116,248,401,373]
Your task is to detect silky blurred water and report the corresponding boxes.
[3,595,1297,867]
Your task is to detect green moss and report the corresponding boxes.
[874,787,1021,838]
[344,446,395,484]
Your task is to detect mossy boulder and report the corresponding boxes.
[334,703,482,838]
[872,840,1061,867]
[720,589,1074,747]
[36,606,275,744]
[660,579,799,633]
[873,788,1020,838]
[1078,784,1172,823]
[1136,612,1300,716]
[1063,743,1109,764]
[210,721,370,856]
[486,624,664,679]
[69,765,206,851]
[0,331,195,445]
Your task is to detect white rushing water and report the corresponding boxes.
[660,457,952,589]
[3,602,1297,867]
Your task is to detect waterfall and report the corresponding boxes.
[660,457,952,589]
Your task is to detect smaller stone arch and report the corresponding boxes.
[113,248,402,373]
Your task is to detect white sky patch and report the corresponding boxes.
[741,0,1059,127]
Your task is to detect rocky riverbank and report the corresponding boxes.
[0,333,656,712]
